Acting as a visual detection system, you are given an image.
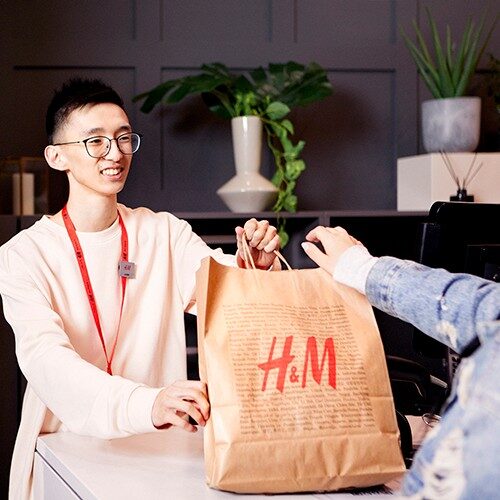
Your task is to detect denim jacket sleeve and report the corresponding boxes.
[365,257,500,354]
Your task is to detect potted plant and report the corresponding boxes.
[400,8,497,153]
[133,62,332,245]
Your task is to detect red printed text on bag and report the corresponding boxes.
[258,336,336,393]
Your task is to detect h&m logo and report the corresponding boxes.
[258,336,336,393]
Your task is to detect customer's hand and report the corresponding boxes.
[302,226,360,275]
[151,380,209,432]
[235,218,281,270]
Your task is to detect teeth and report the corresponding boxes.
[101,168,121,176]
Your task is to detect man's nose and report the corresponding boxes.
[104,139,123,160]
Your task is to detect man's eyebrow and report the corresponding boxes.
[84,125,132,135]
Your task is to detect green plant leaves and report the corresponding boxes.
[278,225,290,248]
[286,159,306,180]
[280,119,294,134]
[133,61,333,246]
[249,67,268,87]
[133,80,178,113]
[234,90,259,116]
[265,101,290,120]
[400,8,498,98]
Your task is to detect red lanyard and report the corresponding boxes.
[62,205,129,375]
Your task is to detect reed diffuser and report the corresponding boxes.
[440,151,483,202]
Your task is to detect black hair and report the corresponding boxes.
[46,78,125,144]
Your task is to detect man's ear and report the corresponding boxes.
[44,145,67,172]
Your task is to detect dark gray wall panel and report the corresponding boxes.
[4,68,136,156]
[156,67,241,212]
[296,0,396,45]
[295,70,396,210]
[0,0,498,213]
[163,0,272,45]
[160,94,233,212]
[160,0,277,68]
[3,0,136,42]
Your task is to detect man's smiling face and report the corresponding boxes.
[53,102,133,199]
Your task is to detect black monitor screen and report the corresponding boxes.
[418,201,500,276]
[413,201,500,375]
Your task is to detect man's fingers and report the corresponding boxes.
[240,219,278,249]
[153,395,206,430]
[264,234,280,253]
[249,220,269,247]
[152,380,211,430]
[234,219,280,271]
[174,398,206,427]
[169,381,209,419]
[241,218,258,241]
[169,411,197,433]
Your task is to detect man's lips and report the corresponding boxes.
[100,166,125,177]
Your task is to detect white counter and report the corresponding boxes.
[34,428,401,499]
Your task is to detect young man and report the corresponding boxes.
[0,78,280,499]
[302,226,500,499]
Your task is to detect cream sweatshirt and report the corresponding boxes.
[0,204,235,499]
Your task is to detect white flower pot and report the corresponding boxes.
[217,116,278,212]
[422,96,481,153]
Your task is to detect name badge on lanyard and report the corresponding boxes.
[119,260,136,278]
[62,205,132,375]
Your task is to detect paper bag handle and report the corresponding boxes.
[240,234,292,270]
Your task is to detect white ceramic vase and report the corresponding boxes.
[422,96,481,153]
[217,116,278,212]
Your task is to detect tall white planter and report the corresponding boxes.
[422,96,481,153]
[217,116,278,212]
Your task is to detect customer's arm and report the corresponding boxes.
[302,226,500,354]
[364,256,499,354]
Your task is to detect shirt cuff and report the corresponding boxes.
[333,245,379,295]
[127,385,164,434]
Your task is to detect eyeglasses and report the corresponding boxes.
[53,132,142,158]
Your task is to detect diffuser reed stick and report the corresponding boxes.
[439,151,483,202]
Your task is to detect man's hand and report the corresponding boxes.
[151,380,209,432]
[302,226,360,275]
[235,218,281,270]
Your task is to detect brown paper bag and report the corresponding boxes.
[196,256,405,494]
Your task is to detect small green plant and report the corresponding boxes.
[133,62,332,246]
[400,8,497,98]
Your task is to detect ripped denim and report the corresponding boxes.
[366,257,500,500]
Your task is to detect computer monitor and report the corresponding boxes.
[413,201,500,384]
[418,201,500,278]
